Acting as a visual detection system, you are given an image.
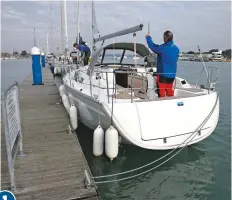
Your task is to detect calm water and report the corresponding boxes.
[1,59,32,92]
[1,59,231,200]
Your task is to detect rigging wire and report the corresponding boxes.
[49,3,54,53]
[97,67,101,124]
[110,18,116,126]
[110,71,115,126]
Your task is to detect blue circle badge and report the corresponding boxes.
[0,190,16,200]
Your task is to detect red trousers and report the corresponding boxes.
[156,75,174,97]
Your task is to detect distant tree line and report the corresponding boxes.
[1,52,10,57]
[2,50,30,58]
[182,49,231,58]
[222,49,231,59]
[13,50,28,56]
[21,50,27,56]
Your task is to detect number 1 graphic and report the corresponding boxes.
[3,195,7,200]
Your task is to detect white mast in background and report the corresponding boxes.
[49,3,53,53]
[63,0,68,52]
[91,0,94,52]
[76,0,80,45]
[60,1,64,52]
[46,28,49,54]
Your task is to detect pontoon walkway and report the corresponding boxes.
[1,68,99,200]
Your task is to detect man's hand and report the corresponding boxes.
[145,33,150,37]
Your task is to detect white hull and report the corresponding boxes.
[62,69,219,150]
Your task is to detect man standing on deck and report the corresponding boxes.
[73,43,91,66]
[145,31,179,97]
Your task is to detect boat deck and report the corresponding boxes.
[1,68,98,200]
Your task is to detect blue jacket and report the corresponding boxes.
[146,36,179,78]
[78,44,90,53]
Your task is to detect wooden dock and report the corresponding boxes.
[1,68,99,200]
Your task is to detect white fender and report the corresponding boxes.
[78,101,93,121]
[68,92,75,105]
[105,125,119,161]
[62,94,70,114]
[70,104,78,130]
[59,85,65,97]
[93,125,104,156]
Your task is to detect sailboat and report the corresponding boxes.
[52,0,74,75]
[56,1,220,159]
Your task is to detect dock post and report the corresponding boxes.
[41,52,45,68]
[31,46,43,85]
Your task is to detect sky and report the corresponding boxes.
[1,1,231,54]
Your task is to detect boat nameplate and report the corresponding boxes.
[177,102,184,106]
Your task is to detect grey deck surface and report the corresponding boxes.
[1,68,98,200]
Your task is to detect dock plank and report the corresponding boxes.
[1,68,98,200]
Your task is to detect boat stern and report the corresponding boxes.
[103,92,219,150]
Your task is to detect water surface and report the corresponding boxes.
[1,59,32,93]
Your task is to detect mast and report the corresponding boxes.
[33,28,36,46]
[38,36,41,51]
[76,0,80,60]
[60,1,64,52]
[49,4,53,53]
[76,0,80,44]
[91,1,100,50]
[63,0,68,51]
[46,28,49,54]
[91,0,94,52]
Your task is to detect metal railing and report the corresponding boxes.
[196,45,219,92]
[93,69,147,103]
[61,59,219,104]
[103,70,147,103]
[195,66,219,92]
[1,82,24,191]
[65,66,147,103]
